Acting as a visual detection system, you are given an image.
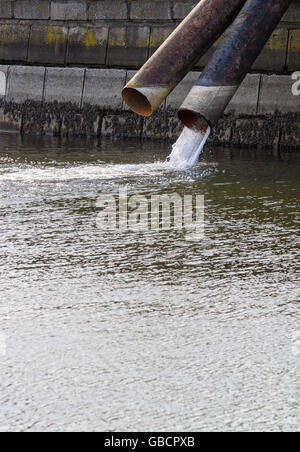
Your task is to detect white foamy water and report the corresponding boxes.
[0,128,211,184]
[169,126,211,170]
[0,161,173,183]
[0,159,217,185]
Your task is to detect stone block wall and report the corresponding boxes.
[0,2,299,148]
[0,0,299,72]
[0,65,299,149]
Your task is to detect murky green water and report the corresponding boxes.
[0,134,299,432]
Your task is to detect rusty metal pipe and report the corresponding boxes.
[178,0,292,131]
[122,0,247,117]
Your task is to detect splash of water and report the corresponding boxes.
[168,126,211,170]
[0,162,171,183]
[0,127,211,183]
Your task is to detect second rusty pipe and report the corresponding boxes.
[178,0,292,131]
[122,0,246,117]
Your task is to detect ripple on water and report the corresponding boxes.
[0,136,299,432]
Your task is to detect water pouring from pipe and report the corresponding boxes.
[122,0,292,172]
[178,0,292,131]
[168,126,211,170]
[171,0,292,171]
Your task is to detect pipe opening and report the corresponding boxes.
[122,88,153,117]
[178,109,211,133]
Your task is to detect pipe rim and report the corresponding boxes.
[178,109,211,132]
[122,87,153,117]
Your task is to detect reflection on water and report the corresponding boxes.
[0,134,299,432]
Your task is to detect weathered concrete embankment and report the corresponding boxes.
[1,1,300,71]
[0,1,299,148]
[0,65,299,149]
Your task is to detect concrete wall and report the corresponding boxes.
[0,0,299,72]
[0,2,299,149]
[0,65,299,149]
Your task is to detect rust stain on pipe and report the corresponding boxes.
[122,0,247,116]
[178,0,293,130]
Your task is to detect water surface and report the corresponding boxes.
[0,134,299,432]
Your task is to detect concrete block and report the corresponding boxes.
[173,1,197,19]
[231,118,281,149]
[14,0,50,20]
[226,74,261,116]
[252,28,288,72]
[0,0,13,18]
[81,107,102,137]
[282,2,300,23]
[44,68,85,106]
[102,113,143,140]
[287,29,300,72]
[62,111,101,136]
[67,26,108,65]
[0,65,9,97]
[166,116,184,140]
[149,25,175,57]
[130,0,172,20]
[28,25,68,64]
[41,105,62,135]
[88,0,127,20]
[50,0,87,21]
[7,66,45,103]
[0,108,22,133]
[143,112,183,141]
[280,121,300,149]
[107,26,150,67]
[0,24,30,61]
[125,70,138,84]
[258,75,300,114]
[61,112,84,136]
[166,71,201,111]
[83,69,126,110]
[22,105,61,135]
[209,117,232,146]
[41,113,61,135]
